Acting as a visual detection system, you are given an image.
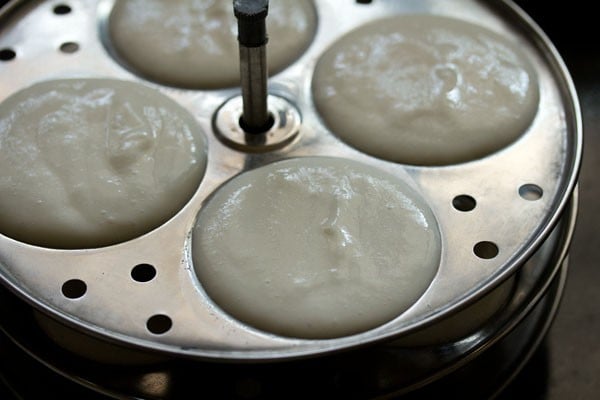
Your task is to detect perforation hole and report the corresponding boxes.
[131,263,157,282]
[452,195,476,212]
[147,314,172,335]
[61,279,87,299]
[0,48,16,61]
[53,4,72,15]
[474,241,499,260]
[59,42,79,53]
[519,184,543,201]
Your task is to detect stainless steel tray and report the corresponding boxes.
[0,0,582,361]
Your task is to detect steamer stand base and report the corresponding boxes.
[0,262,568,400]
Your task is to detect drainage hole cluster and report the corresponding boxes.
[452,183,544,260]
[0,3,79,62]
[60,263,172,335]
[54,3,79,54]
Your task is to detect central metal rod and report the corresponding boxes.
[234,0,270,133]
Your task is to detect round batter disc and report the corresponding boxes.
[193,157,441,339]
[107,0,317,89]
[0,78,208,249]
[312,15,540,165]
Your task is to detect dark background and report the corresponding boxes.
[0,1,598,399]
[502,1,600,399]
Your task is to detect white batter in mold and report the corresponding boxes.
[312,15,540,165]
[193,157,441,339]
[108,0,317,89]
[0,79,208,249]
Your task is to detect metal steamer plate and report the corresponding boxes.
[0,0,581,361]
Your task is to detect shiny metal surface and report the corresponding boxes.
[0,0,582,360]
[0,263,567,399]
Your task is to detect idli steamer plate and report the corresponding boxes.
[0,0,582,395]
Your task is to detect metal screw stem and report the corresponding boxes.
[234,0,270,133]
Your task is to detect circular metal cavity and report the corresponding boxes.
[214,95,301,152]
[0,0,582,363]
